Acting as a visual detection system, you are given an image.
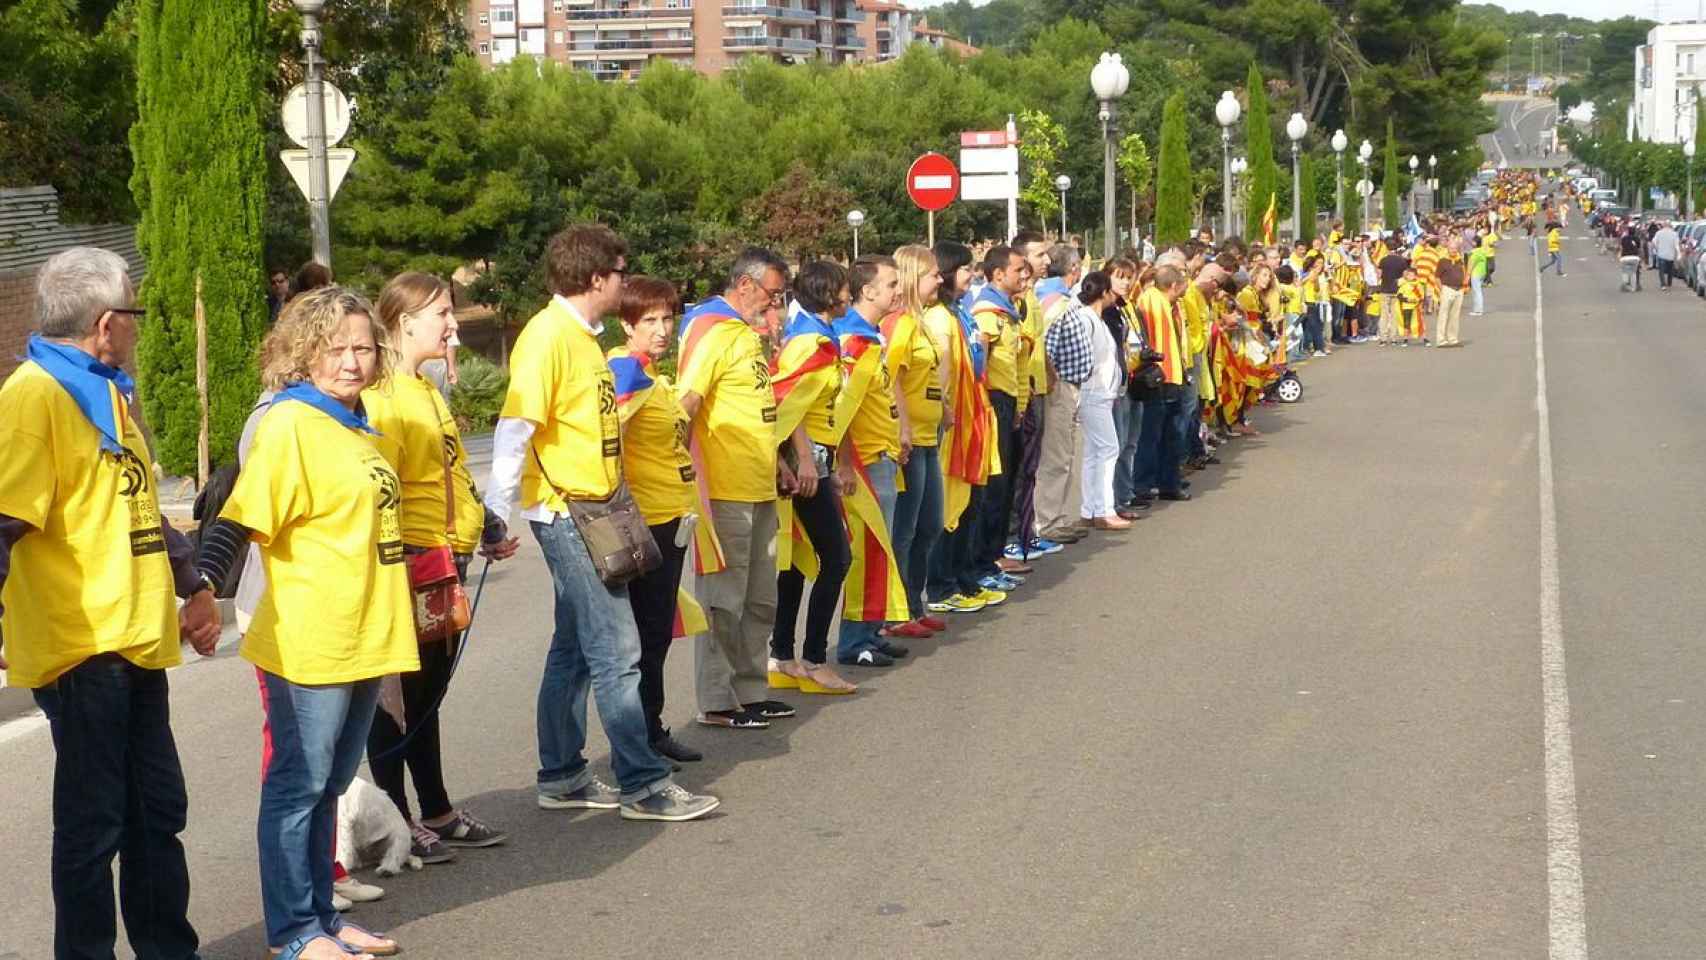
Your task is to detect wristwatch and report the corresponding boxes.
[190,573,215,598]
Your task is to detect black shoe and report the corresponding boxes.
[651,729,703,763]
[1204,454,1222,465]
[740,699,797,720]
[877,639,910,659]
[1158,490,1191,502]
[839,649,896,667]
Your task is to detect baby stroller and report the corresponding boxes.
[1229,322,1304,406]
[1260,322,1305,404]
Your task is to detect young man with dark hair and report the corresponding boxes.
[968,246,1030,592]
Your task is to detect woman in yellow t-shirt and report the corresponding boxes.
[362,272,519,862]
[882,245,948,640]
[608,276,720,753]
[195,287,415,960]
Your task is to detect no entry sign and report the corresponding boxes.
[907,152,959,212]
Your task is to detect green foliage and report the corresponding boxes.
[131,0,269,476]
[1381,118,1400,231]
[447,352,508,434]
[1155,92,1193,246]
[1117,132,1153,238]
[1341,171,1361,236]
[1243,62,1279,240]
[1298,152,1317,243]
[1017,108,1067,231]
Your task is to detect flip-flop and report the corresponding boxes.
[334,922,400,957]
[272,933,374,960]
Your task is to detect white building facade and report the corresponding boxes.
[1630,22,1706,144]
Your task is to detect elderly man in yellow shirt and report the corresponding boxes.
[0,247,220,960]
[486,225,719,823]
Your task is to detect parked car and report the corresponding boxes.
[1674,222,1706,290]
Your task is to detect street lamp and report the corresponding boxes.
[1216,90,1242,240]
[1287,112,1308,241]
[1687,140,1697,218]
[1054,174,1072,240]
[1230,157,1248,236]
[847,209,865,259]
[1090,52,1130,259]
[1358,139,1373,229]
[1428,155,1437,212]
[293,0,333,267]
[1332,128,1348,223]
[1408,154,1420,218]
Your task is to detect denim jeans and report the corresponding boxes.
[1470,274,1485,313]
[33,654,200,960]
[1654,256,1671,286]
[1112,394,1144,504]
[256,670,379,947]
[838,454,899,659]
[1303,303,1328,353]
[891,444,944,621]
[1133,388,1185,495]
[530,514,672,802]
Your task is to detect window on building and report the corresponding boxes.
[553,29,565,42]
[554,0,566,9]
[479,12,490,24]
[1689,53,1697,75]
[495,8,516,23]
[479,40,491,52]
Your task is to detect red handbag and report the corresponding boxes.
[407,441,471,643]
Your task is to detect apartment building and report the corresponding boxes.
[464,0,971,80]
[1629,22,1706,144]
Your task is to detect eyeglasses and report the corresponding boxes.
[109,307,148,320]
[763,287,786,307]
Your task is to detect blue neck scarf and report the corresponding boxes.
[277,381,377,434]
[1035,277,1069,303]
[832,307,884,344]
[971,284,1019,318]
[27,335,134,454]
[782,300,839,348]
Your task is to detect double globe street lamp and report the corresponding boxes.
[1090,52,1130,258]
[1216,90,1242,240]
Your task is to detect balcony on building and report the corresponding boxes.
[722,3,818,24]
[569,34,694,56]
[567,3,693,22]
[724,32,820,54]
[835,4,865,22]
[834,31,864,48]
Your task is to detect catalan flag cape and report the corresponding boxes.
[1260,192,1277,246]
[606,347,656,427]
[838,455,910,624]
[677,296,745,576]
[671,586,708,639]
[931,301,995,532]
[969,284,1031,371]
[771,300,842,579]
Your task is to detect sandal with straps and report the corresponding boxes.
[271,933,373,960]
[335,922,400,957]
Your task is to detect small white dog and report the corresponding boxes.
[335,776,422,877]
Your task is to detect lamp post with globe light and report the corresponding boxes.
[1090,53,1130,258]
[1216,90,1241,240]
[1358,139,1374,230]
[293,0,333,266]
[1287,112,1308,241]
[1428,154,1438,212]
[1408,154,1420,218]
[847,209,865,259]
[1055,174,1072,240]
[1230,157,1247,236]
[1332,129,1348,222]
[1688,141,1697,218]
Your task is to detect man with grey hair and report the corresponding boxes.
[1032,242,1087,544]
[0,246,221,959]
[678,247,799,730]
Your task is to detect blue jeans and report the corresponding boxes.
[891,445,943,621]
[838,455,899,658]
[1470,274,1484,313]
[1133,388,1185,495]
[33,654,200,960]
[1112,394,1145,504]
[257,670,379,947]
[530,514,672,802]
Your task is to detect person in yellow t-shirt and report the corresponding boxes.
[196,286,418,957]
[484,225,718,820]
[1397,268,1426,343]
[607,274,712,761]
[969,244,1030,580]
[883,244,949,639]
[362,271,519,856]
[1542,223,1566,277]
[0,247,218,959]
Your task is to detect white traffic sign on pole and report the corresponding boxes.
[957,119,1022,239]
[282,82,352,149]
[281,148,357,201]
[960,146,1019,175]
[960,173,1020,202]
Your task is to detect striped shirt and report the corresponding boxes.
[1412,243,1441,293]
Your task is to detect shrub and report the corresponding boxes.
[449,352,508,434]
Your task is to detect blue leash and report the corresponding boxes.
[368,557,493,763]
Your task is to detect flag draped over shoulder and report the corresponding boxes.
[839,455,909,624]
[607,348,656,423]
[931,302,994,532]
[677,296,746,576]
[771,300,841,579]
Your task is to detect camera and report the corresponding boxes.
[1139,348,1164,363]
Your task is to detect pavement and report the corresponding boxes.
[1480,96,1567,170]
[3,245,1705,957]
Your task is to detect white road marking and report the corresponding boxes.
[1535,256,1588,959]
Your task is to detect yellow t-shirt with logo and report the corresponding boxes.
[1279,282,1304,316]
[221,400,418,685]
[0,362,180,688]
[1024,288,1051,398]
[837,340,900,465]
[678,319,778,503]
[502,299,622,509]
[885,310,943,449]
[608,348,694,526]
[975,302,1028,403]
[363,373,482,552]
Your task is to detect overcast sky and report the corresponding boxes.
[1493,0,1697,19]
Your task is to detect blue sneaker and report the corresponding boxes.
[1027,538,1065,556]
[994,574,1024,590]
[1002,542,1030,561]
[980,574,1022,592]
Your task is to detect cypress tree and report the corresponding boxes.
[1155,91,1193,247]
[1244,62,1278,237]
[1382,117,1401,230]
[131,0,269,475]
[1298,153,1317,244]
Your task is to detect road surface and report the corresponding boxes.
[2,240,1704,958]
[1481,97,1567,170]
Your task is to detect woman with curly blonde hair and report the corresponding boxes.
[196,286,417,960]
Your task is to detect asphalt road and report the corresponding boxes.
[2,241,1704,958]
[1481,97,1567,170]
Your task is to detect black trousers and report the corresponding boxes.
[928,481,985,600]
[976,390,1020,567]
[33,654,200,960]
[366,634,458,824]
[773,473,850,665]
[627,518,687,741]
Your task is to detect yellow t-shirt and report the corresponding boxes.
[222,399,418,685]
[678,318,778,503]
[0,361,180,688]
[1181,284,1209,359]
[608,348,694,526]
[363,373,482,552]
[1547,228,1561,253]
[974,299,1027,402]
[1024,288,1050,397]
[837,338,900,465]
[1279,282,1304,316]
[502,299,622,510]
[884,310,943,448]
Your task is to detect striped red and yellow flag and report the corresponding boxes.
[1260,192,1277,246]
[839,456,909,624]
[938,307,995,531]
[671,586,708,639]
[678,298,745,576]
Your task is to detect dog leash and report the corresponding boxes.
[368,557,493,764]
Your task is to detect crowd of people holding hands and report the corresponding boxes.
[1,166,1576,960]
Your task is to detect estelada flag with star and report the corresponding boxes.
[838,454,910,625]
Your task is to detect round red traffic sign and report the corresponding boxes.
[907,152,959,212]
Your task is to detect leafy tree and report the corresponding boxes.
[131,0,270,474]
[747,163,858,262]
[1017,108,1067,231]
[1116,132,1153,245]
[1381,117,1400,231]
[1155,91,1193,246]
[1243,62,1279,240]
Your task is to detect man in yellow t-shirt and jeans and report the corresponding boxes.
[486,225,718,822]
[0,247,221,958]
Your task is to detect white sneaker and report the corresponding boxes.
[1312,350,1327,358]
[332,892,354,912]
[333,876,386,903]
